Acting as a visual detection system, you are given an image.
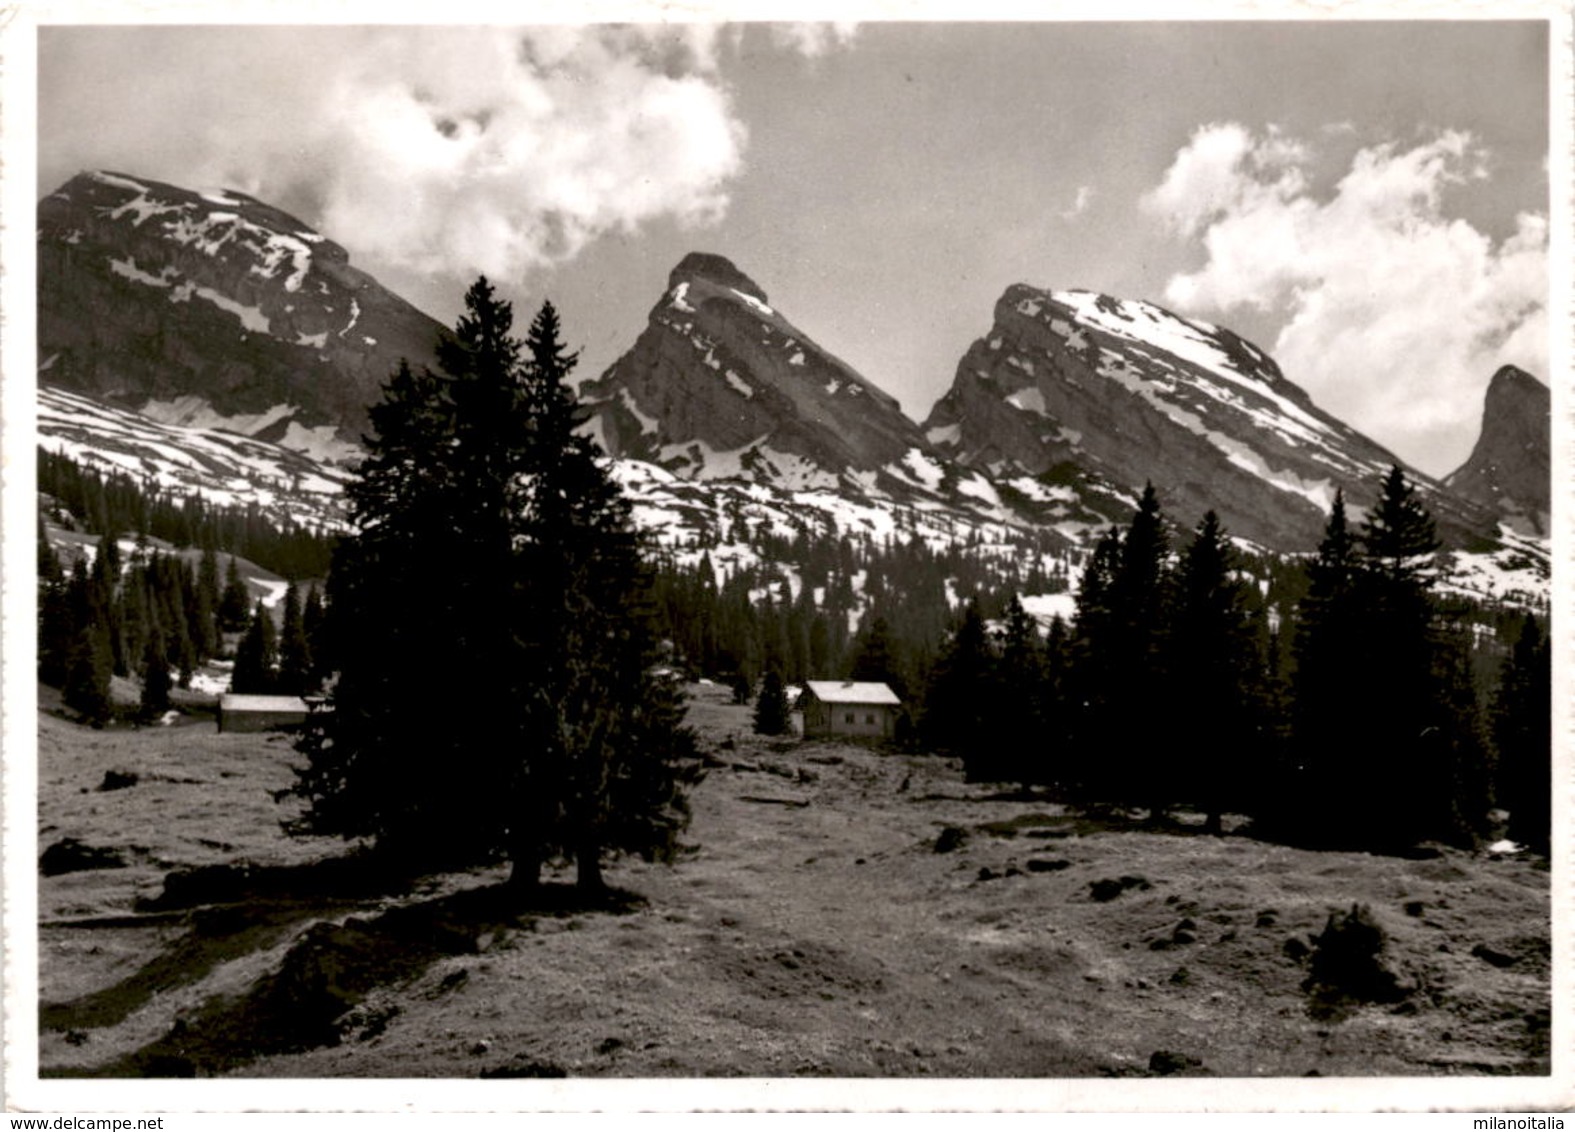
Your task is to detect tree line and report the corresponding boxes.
[648,514,1075,695]
[909,474,1550,855]
[37,492,335,725]
[39,446,337,580]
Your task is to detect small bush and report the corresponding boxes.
[1302,903,1410,1006]
[933,826,967,854]
[99,769,139,792]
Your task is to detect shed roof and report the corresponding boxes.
[219,693,310,713]
[802,680,901,706]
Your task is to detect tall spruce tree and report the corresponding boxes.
[288,293,528,872]
[231,600,278,694]
[64,623,112,728]
[1171,511,1260,833]
[510,299,696,892]
[284,283,695,894]
[753,670,792,736]
[276,582,313,696]
[218,555,250,635]
[1494,613,1551,853]
[995,595,1047,788]
[922,598,993,765]
[1104,485,1174,818]
[139,631,172,722]
[1067,525,1123,801]
[1357,466,1462,847]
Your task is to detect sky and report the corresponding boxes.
[36,18,1552,477]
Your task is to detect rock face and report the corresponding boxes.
[923,285,1494,552]
[38,171,446,461]
[581,253,935,493]
[1443,366,1550,536]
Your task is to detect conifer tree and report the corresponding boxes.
[996,595,1047,788]
[922,598,993,765]
[218,555,250,635]
[1067,525,1123,800]
[276,582,313,696]
[1171,511,1260,833]
[850,614,904,698]
[1357,466,1455,847]
[38,537,75,688]
[753,670,792,736]
[1494,613,1551,853]
[231,600,278,694]
[139,631,172,721]
[284,283,696,895]
[64,624,112,728]
[192,544,221,658]
[511,298,695,893]
[302,586,331,686]
[1095,485,1174,817]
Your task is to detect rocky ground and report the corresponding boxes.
[32,682,1553,1093]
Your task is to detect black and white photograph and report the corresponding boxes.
[5,2,1569,1114]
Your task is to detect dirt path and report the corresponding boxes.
[35,684,1552,1080]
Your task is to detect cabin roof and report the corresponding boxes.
[802,680,901,706]
[219,693,310,713]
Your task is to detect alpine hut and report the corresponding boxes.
[217,693,311,734]
[798,680,901,741]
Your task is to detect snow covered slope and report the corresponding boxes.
[923,286,1500,553]
[38,171,445,459]
[580,253,1139,539]
[39,386,351,533]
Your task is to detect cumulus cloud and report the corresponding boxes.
[40,26,750,285]
[1141,123,1546,476]
[1060,185,1094,220]
[768,22,860,58]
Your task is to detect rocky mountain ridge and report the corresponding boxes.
[34,173,1548,605]
[38,171,445,461]
[922,285,1501,553]
[1443,365,1551,537]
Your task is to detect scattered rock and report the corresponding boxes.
[98,769,139,791]
[1168,967,1192,986]
[1025,858,1070,873]
[934,826,968,854]
[596,1037,625,1056]
[1283,937,1310,962]
[436,969,470,993]
[1404,900,1426,917]
[40,838,127,876]
[1149,1049,1202,1075]
[1470,943,1519,969]
[977,867,1000,882]
[1089,875,1150,902]
[469,1039,491,1055]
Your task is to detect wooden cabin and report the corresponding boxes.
[798,680,901,741]
[217,693,310,734]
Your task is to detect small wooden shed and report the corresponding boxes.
[798,681,901,741]
[217,693,310,734]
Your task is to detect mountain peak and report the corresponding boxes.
[667,252,768,303]
[38,170,445,459]
[923,280,1494,552]
[1443,365,1549,535]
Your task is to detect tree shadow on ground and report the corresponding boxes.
[42,857,644,1078]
